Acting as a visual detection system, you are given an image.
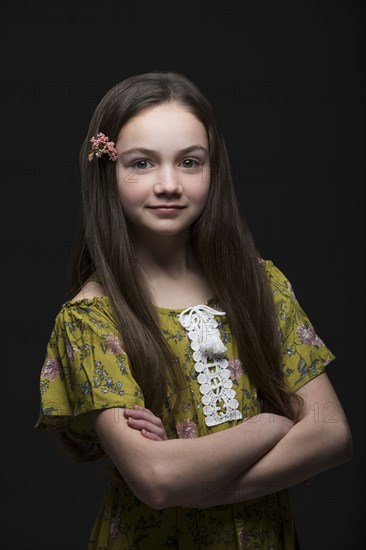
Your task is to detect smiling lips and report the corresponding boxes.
[148,205,185,209]
[147,205,186,214]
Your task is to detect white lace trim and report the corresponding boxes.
[178,304,242,427]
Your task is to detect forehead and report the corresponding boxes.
[116,102,208,149]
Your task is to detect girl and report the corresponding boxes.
[34,71,352,549]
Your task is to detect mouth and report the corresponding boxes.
[147,205,186,214]
[148,205,185,209]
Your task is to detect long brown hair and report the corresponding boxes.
[63,71,303,459]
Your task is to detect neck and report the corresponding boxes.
[131,229,213,309]
[133,230,196,278]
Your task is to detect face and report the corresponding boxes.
[115,102,210,242]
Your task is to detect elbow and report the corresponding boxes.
[133,485,166,511]
[141,492,167,511]
[143,474,168,510]
[338,424,353,464]
[146,460,184,509]
[146,479,171,510]
[148,495,168,511]
[147,462,174,510]
[327,421,353,467]
[125,462,171,511]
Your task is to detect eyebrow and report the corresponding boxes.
[120,145,208,157]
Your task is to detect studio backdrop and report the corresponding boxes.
[1,1,364,549]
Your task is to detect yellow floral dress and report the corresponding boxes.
[34,260,335,549]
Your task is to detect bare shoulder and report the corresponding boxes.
[70,281,107,303]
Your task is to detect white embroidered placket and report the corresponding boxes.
[178,305,243,427]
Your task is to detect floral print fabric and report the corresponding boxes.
[34,260,335,549]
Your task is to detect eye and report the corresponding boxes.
[131,159,153,170]
[180,158,200,169]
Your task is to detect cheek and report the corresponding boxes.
[117,179,146,209]
[116,167,140,203]
[117,188,142,219]
[189,179,210,207]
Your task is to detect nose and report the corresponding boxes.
[154,165,182,195]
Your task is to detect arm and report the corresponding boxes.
[187,372,353,507]
[93,408,292,509]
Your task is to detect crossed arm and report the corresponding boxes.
[184,373,353,507]
[93,372,352,509]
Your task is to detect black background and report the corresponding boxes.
[1,1,364,548]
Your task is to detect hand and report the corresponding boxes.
[124,405,167,441]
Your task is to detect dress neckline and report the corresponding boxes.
[63,272,219,314]
[62,294,219,315]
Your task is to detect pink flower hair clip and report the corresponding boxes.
[88,132,118,162]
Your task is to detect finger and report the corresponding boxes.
[140,429,163,441]
[136,405,156,418]
[126,417,166,439]
[133,404,157,418]
[125,408,164,428]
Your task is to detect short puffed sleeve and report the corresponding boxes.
[262,260,336,393]
[34,297,145,442]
